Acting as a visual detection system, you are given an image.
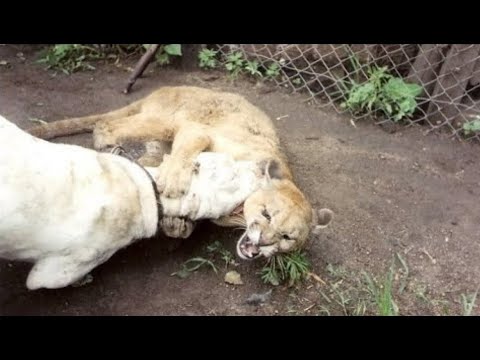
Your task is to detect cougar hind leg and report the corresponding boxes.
[27,100,143,140]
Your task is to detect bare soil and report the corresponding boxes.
[1,44,479,316]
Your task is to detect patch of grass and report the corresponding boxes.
[414,284,430,303]
[362,267,399,316]
[316,264,369,316]
[395,252,409,294]
[259,250,311,287]
[322,259,403,316]
[171,257,218,279]
[172,240,235,279]
[206,240,235,269]
[37,44,104,74]
[326,263,348,278]
[330,280,352,315]
[37,44,182,74]
[353,300,367,316]
[461,288,479,316]
[208,51,283,83]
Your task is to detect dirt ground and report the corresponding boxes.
[1,44,480,316]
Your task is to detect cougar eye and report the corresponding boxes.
[261,209,271,222]
[282,234,291,240]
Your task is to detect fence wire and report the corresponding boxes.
[212,44,480,141]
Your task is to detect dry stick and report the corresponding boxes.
[123,44,160,94]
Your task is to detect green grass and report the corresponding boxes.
[461,288,479,316]
[171,257,218,279]
[259,250,311,287]
[206,240,235,268]
[37,44,104,74]
[362,267,399,316]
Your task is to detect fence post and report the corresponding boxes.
[407,44,450,97]
[426,44,480,128]
[180,44,202,71]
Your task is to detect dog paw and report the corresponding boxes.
[160,217,196,239]
[71,273,94,287]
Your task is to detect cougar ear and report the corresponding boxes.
[312,208,334,235]
[259,159,283,183]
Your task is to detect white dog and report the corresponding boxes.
[0,114,261,290]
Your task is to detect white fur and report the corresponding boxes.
[150,152,261,221]
[0,114,262,290]
[0,114,160,290]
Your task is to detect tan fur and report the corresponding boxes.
[28,86,332,255]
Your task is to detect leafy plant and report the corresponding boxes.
[341,65,423,122]
[265,62,280,79]
[37,44,103,74]
[463,118,480,136]
[198,48,219,69]
[292,77,303,86]
[260,250,311,287]
[225,51,245,78]
[148,44,182,66]
[244,60,262,77]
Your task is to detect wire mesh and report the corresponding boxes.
[212,44,480,141]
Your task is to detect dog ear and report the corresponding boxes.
[311,208,334,235]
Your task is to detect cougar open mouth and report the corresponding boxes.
[236,233,261,260]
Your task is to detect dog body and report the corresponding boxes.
[0,115,260,289]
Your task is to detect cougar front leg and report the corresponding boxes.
[137,140,172,167]
[156,126,211,199]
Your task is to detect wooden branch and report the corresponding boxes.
[123,44,160,94]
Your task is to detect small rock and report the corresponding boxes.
[246,289,273,305]
[225,270,243,285]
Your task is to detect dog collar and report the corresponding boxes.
[109,146,163,221]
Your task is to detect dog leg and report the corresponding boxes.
[26,250,113,290]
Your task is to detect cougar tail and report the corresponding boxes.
[27,100,143,140]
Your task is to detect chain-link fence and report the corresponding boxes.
[211,44,480,141]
